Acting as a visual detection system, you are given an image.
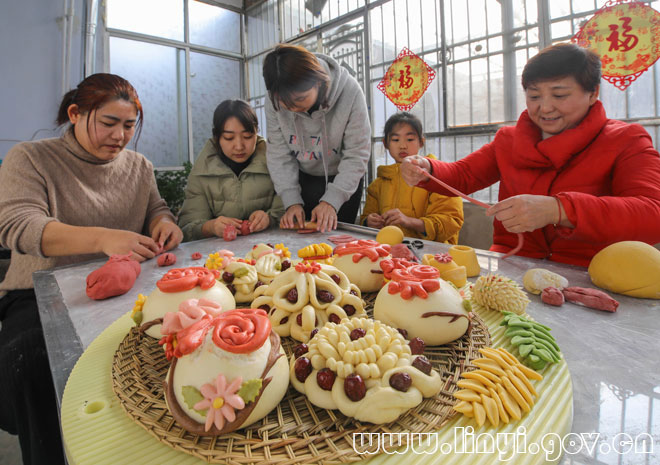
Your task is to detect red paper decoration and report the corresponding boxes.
[573,0,660,90]
[377,48,436,110]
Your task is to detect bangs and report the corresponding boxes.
[272,79,318,111]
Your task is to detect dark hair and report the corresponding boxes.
[262,44,330,111]
[212,99,259,139]
[383,112,424,146]
[56,73,143,142]
[522,43,601,92]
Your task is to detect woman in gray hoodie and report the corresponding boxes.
[263,44,371,232]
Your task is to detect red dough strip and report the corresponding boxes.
[327,234,357,245]
[416,166,523,259]
[334,240,391,262]
[562,287,619,312]
[157,267,219,292]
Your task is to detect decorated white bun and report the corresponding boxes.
[141,267,235,338]
[373,261,470,346]
[161,307,289,435]
[331,240,391,293]
[290,317,442,424]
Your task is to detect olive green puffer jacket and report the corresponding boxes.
[178,136,284,241]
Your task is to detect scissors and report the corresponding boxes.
[402,239,423,261]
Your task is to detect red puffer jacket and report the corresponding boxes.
[419,101,660,267]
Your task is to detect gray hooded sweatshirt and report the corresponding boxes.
[265,53,371,212]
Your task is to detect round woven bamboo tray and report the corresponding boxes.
[111,294,491,464]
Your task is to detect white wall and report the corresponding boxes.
[0,0,84,160]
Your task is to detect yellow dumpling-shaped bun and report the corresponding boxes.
[376,225,404,245]
[588,241,660,299]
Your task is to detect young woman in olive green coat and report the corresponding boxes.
[178,100,284,241]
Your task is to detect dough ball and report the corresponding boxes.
[588,241,660,299]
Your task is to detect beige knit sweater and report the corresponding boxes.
[0,129,174,292]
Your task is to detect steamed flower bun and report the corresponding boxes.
[588,241,660,299]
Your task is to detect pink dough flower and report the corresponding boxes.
[194,374,245,431]
[161,298,223,335]
[433,253,453,264]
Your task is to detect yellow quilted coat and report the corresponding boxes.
[360,156,463,243]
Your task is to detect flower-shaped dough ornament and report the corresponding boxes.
[219,260,261,303]
[572,0,660,90]
[290,317,442,424]
[245,243,292,284]
[251,262,365,343]
[377,47,436,111]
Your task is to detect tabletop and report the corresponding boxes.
[34,223,660,465]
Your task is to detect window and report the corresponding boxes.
[246,0,660,203]
[105,0,243,167]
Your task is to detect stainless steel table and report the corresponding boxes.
[34,224,660,464]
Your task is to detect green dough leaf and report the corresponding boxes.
[462,299,472,312]
[234,267,249,278]
[182,385,207,416]
[238,379,263,404]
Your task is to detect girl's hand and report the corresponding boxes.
[311,201,337,232]
[98,229,159,262]
[366,213,385,229]
[248,210,270,232]
[280,204,305,229]
[487,194,566,233]
[151,218,183,251]
[381,208,409,228]
[401,155,431,186]
[210,216,243,237]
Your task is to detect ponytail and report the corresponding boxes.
[56,88,78,126]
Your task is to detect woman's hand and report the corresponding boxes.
[401,155,431,186]
[205,216,243,238]
[151,217,183,251]
[248,210,270,232]
[97,229,159,262]
[487,194,569,233]
[366,213,385,228]
[280,204,305,229]
[311,201,337,232]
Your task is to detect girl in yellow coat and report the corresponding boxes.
[360,112,463,243]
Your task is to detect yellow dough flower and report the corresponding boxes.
[131,293,147,325]
[275,243,291,258]
[205,252,224,270]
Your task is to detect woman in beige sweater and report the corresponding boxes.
[0,73,182,464]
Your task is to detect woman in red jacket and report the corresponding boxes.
[401,43,660,267]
